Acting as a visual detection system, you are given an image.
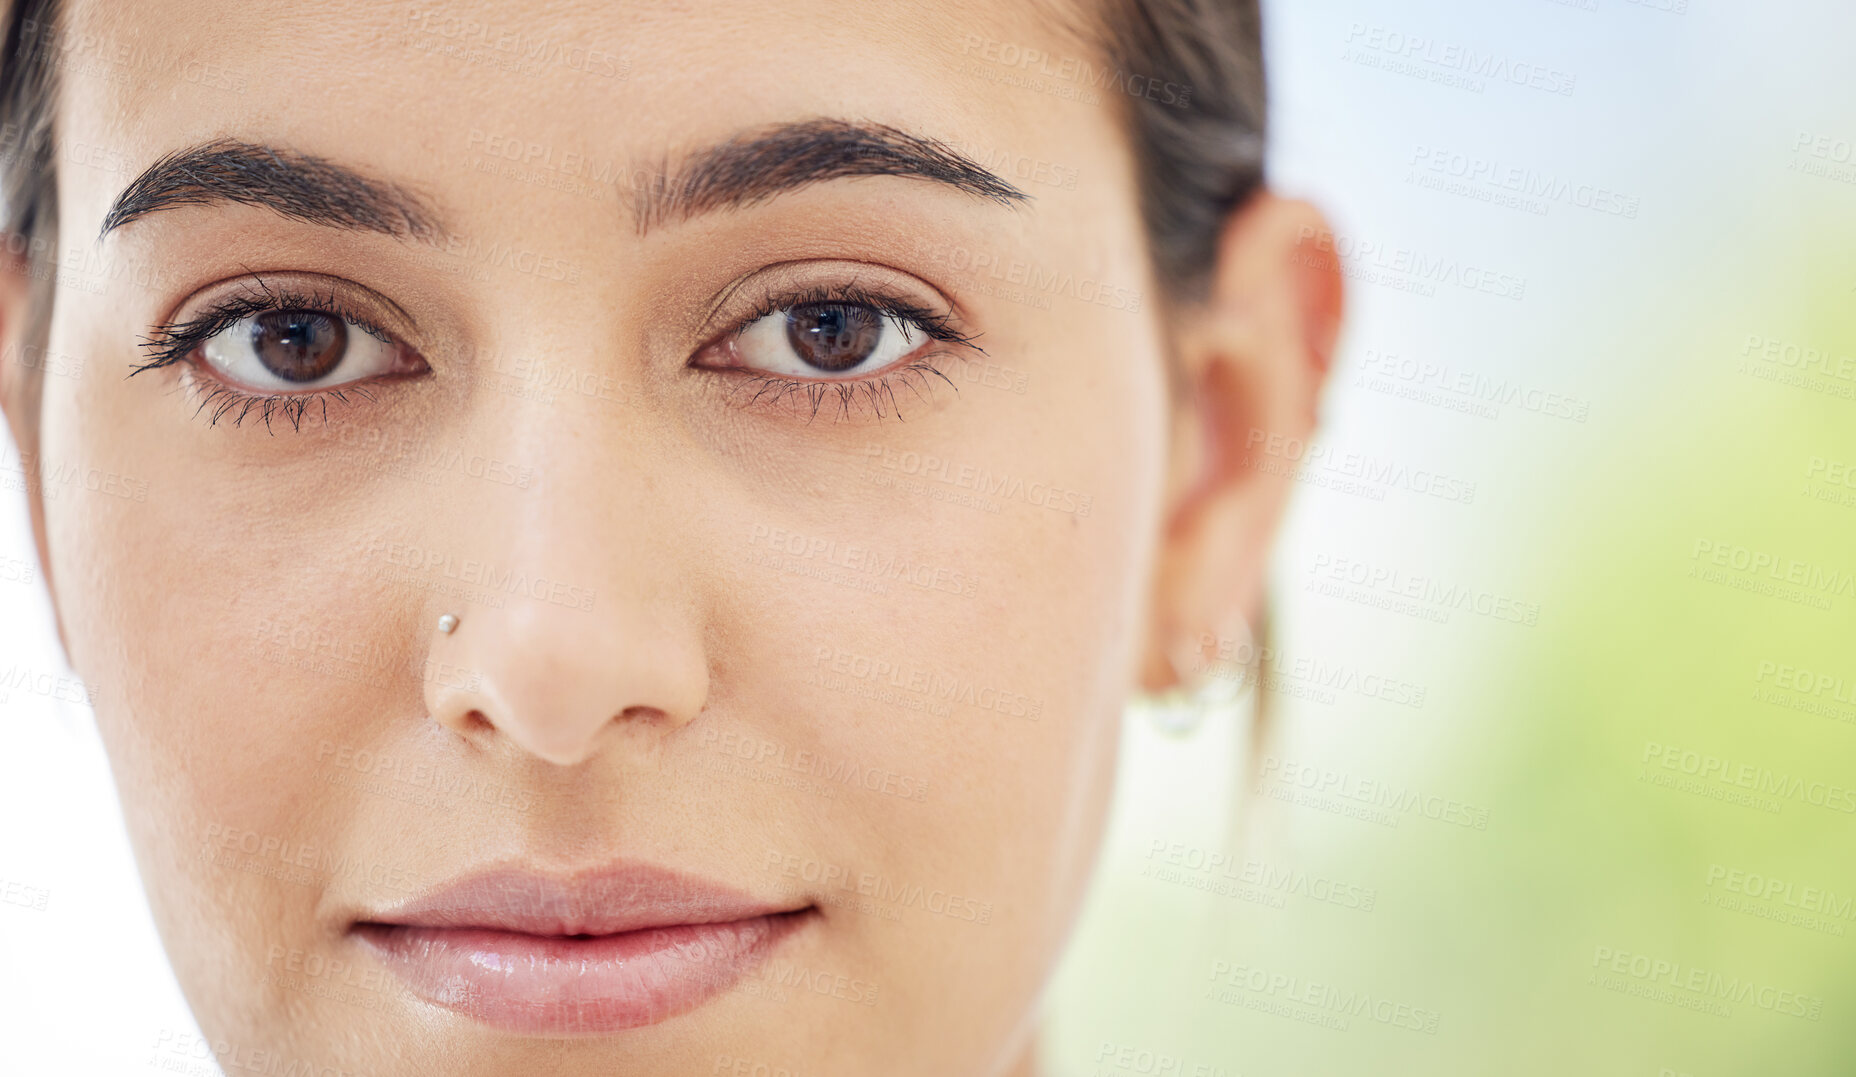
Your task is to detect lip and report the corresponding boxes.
[350,862,814,1034]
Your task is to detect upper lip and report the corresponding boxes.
[354,861,805,937]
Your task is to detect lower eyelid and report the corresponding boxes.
[703,348,967,424]
[162,364,384,433]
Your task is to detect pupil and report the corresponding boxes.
[251,310,346,383]
[785,302,882,373]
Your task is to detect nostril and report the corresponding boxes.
[619,704,670,724]
[461,710,496,734]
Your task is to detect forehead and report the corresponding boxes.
[49,0,1116,241]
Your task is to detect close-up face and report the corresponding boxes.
[3,0,1335,1073]
[13,3,1856,1074]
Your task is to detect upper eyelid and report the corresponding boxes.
[161,272,421,341]
[163,289,389,342]
[163,263,955,346]
[699,259,968,340]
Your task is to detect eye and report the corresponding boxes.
[733,301,927,378]
[198,309,413,392]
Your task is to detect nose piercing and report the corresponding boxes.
[437,613,460,635]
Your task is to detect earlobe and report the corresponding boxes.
[1137,194,1343,694]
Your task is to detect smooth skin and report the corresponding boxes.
[0,1,1340,1074]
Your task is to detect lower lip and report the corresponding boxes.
[354,910,811,1034]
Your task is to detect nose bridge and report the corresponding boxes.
[420,387,710,767]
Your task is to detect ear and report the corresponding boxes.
[1138,194,1343,692]
[0,243,64,659]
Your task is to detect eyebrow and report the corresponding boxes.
[99,138,443,241]
[98,119,1029,243]
[633,118,1030,232]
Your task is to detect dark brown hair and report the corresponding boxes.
[0,0,60,435]
[1098,0,1267,300]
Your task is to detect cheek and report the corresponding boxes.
[37,363,420,939]
[754,315,1171,988]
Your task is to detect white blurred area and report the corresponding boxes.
[0,443,204,1068]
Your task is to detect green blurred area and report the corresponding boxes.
[1044,142,1856,1077]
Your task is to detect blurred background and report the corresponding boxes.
[3,0,1853,1074]
[1047,0,1856,1074]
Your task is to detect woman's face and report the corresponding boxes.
[29,0,1179,1073]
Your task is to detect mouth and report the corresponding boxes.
[349,862,816,1034]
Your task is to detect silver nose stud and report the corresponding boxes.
[437,613,460,635]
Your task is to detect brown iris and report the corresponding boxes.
[784,302,882,373]
[250,310,347,383]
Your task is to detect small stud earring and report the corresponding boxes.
[1142,615,1254,737]
[437,613,460,635]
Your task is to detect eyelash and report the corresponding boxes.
[133,278,983,433]
[705,281,985,423]
[133,281,402,433]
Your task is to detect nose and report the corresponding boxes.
[417,422,711,766]
[425,588,709,767]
